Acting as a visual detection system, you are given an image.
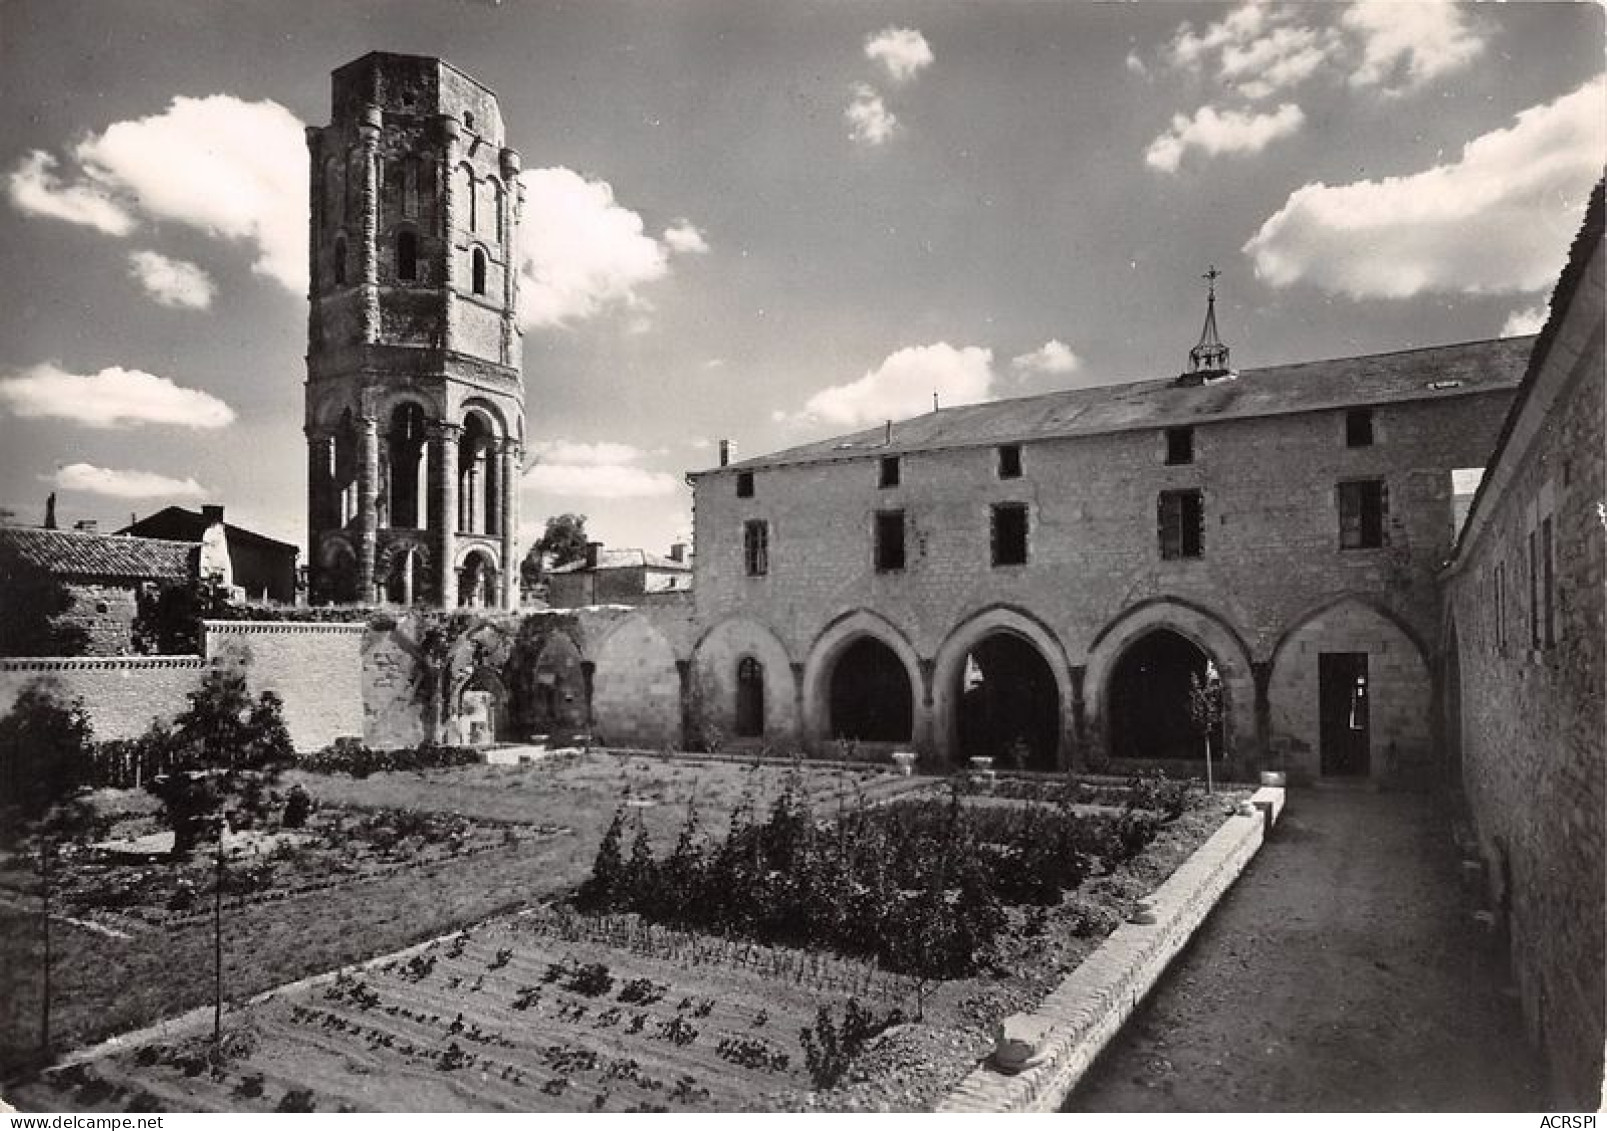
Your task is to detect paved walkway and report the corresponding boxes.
[1067,787,1547,1112]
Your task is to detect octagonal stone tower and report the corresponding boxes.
[305,52,524,609]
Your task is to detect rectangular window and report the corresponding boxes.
[879,455,901,488]
[1528,528,1541,650]
[735,471,754,498]
[1346,408,1375,448]
[1542,515,1556,648]
[1158,489,1204,559]
[1165,427,1194,466]
[1495,561,1507,654]
[991,503,1028,566]
[874,510,906,572]
[997,444,1022,479]
[743,519,768,576]
[1338,480,1387,549]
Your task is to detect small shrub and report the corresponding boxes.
[800,999,905,1090]
[276,1088,317,1113]
[566,962,615,998]
[281,784,311,828]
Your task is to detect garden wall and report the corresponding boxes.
[204,621,368,751]
[0,656,206,741]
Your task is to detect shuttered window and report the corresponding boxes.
[1338,480,1387,549]
[1158,489,1203,559]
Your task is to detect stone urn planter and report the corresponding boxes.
[1259,770,1287,787]
[891,750,917,777]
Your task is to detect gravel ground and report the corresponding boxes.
[1067,786,1547,1112]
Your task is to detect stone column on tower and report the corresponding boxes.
[305,427,330,586]
[499,146,522,366]
[500,438,520,608]
[358,105,382,344]
[436,114,461,353]
[429,420,461,607]
[356,411,380,601]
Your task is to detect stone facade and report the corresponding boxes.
[305,53,525,611]
[1442,188,1604,1108]
[690,339,1526,775]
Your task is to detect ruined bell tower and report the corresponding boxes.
[304,52,524,609]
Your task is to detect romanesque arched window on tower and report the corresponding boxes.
[472,247,488,296]
[491,181,505,242]
[457,164,478,233]
[397,230,418,282]
[402,158,420,219]
[457,413,500,536]
[333,236,347,287]
[387,403,427,528]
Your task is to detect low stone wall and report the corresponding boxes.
[0,656,206,741]
[939,786,1285,1113]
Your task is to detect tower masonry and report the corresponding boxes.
[305,52,524,609]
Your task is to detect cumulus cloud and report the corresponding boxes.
[865,27,934,84]
[524,439,678,499]
[662,219,710,255]
[49,463,205,500]
[846,84,898,146]
[1342,0,1486,96]
[1010,339,1081,376]
[518,167,677,328]
[1220,24,1340,100]
[1145,103,1304,173]
[8,96,308,292]
[7,151,134,234]
[128,250,215,309]
[0,363,235,429]
[1244,76,1606,299]
[1501,304,1548,338]
[799,343,994,427]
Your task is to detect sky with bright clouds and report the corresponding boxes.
[0,1,1601,561]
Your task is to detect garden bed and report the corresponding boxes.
[7,769,1248,1112]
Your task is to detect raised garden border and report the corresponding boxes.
[938,785,1286,1113]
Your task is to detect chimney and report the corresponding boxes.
[44,492,57,530]
[585,541,602,569]
[669,542,685,563]
[202,504,225,526]
[718,439,730,467]
[73,519,98,533]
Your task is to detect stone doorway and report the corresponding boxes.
[829,637,912,743]
[1319,652,1370,776]
[955,633,1059,769]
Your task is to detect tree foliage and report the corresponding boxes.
[0,553,89,657]
[143,661,294,856]
[133,578,232,656]
[0,680,96,846]
[535,514,589,572]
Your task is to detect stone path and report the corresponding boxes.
[1066,787,1547,1112]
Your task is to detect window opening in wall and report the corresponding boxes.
[1346,408,1375,447]
[735,471,754,498]
[333,237,347,286]
[879,455,901,488]
[1542,515,1555,648]
[743,519,769,576]
[1158,489,1204,559]
[472,247,487,296]
[997,444,1022,479]
[463,112,475,131]
[1338,479,1387,549]
[1495,561,1507,654]
[397,230,418,282]
[1165,427,1194,466]
[875,510,906,572]
[991,503,1028,566]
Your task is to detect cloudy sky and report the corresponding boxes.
[1,0,1601,558]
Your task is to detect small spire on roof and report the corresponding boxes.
[1186,265,1231,377]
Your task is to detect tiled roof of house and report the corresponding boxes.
[710,335,1535,474]
[0,526,196,581]
[548,549,692,574]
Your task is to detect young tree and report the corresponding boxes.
[145,661,294,856]
[536,514,589,571]
[0,680,98,1060]
[1187,660,1224,795]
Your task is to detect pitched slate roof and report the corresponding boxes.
[0,526,196,581]
[548,549,692,574]
[713,335,1535,474]
[118,506,298,554]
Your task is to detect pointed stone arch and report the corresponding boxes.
[933,605,1074,769]
[801,609,929,754]
[692,616,799,747]
[1083,598,1256,767]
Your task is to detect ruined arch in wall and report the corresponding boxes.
[932,605,1072,770]
[517,629,587,741]
[1268,595,1432,782]
[691,616,798,748]
[801,610,926,752]
[1083,598,1255,766]
[455,545,500,609]
[378,539,432,606]
[319,536,360,605]
[591,613,681,749]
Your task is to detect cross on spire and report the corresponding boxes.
[1188,265,1230,376]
